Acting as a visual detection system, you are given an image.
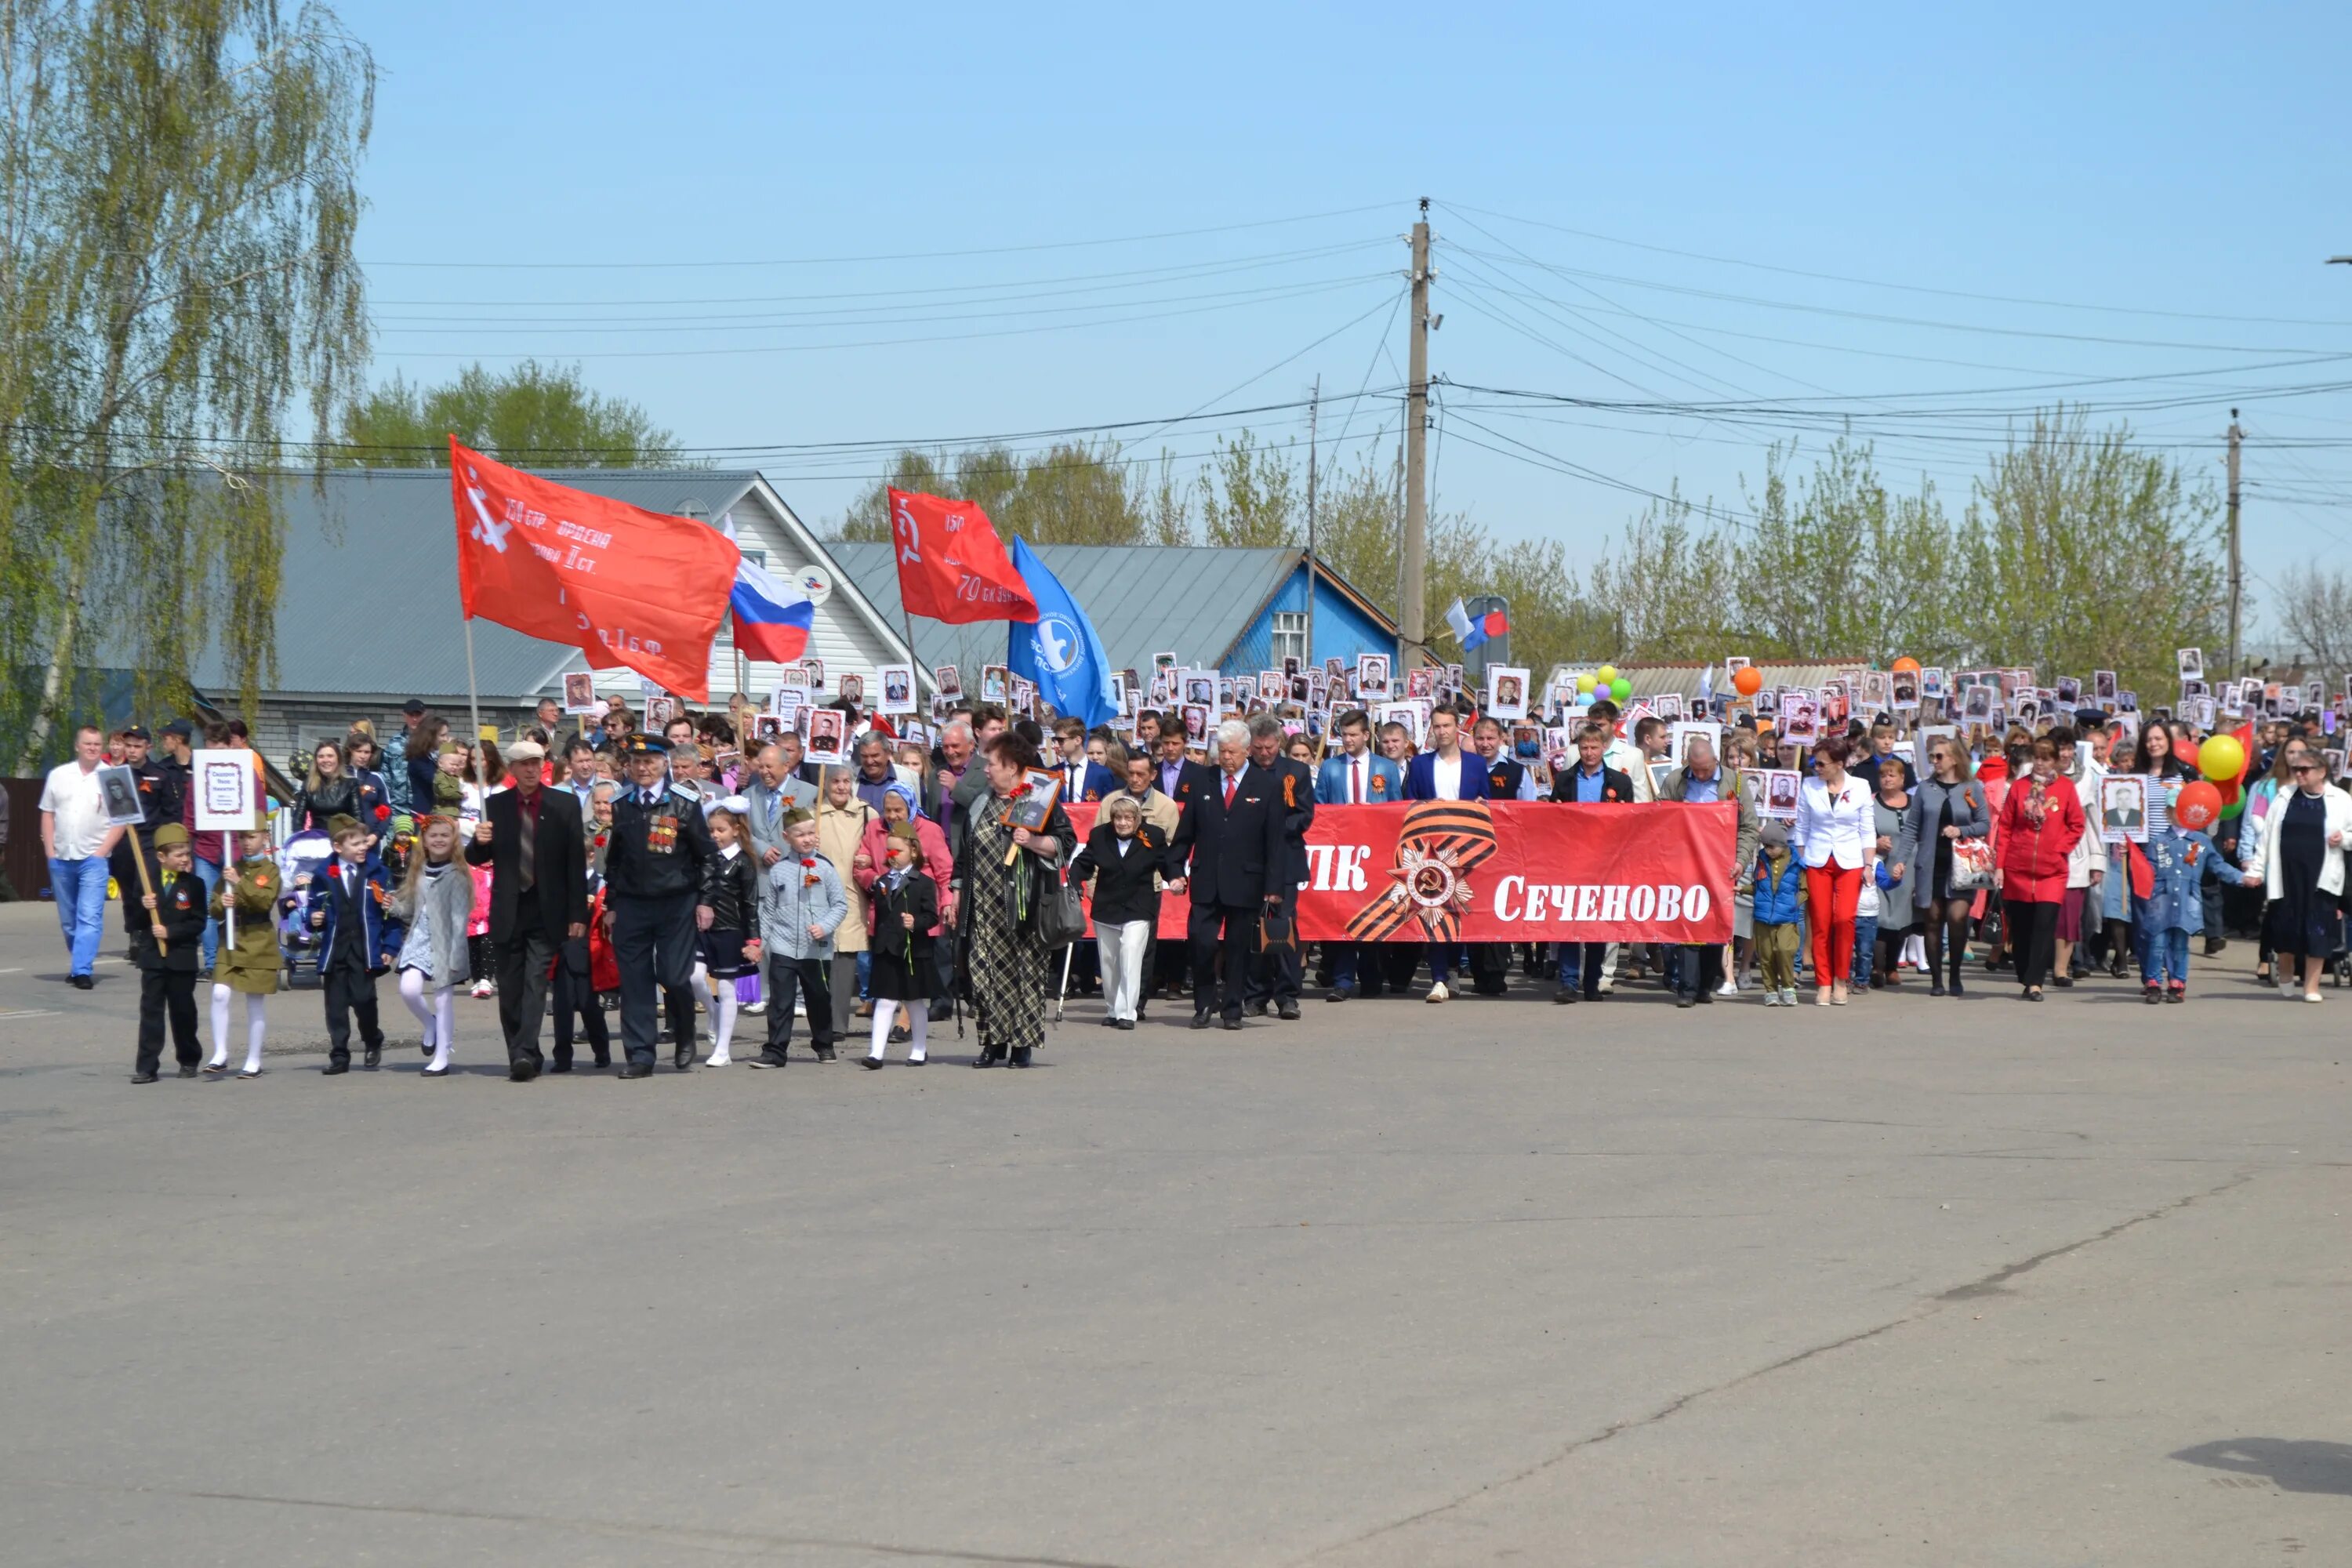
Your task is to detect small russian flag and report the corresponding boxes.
[720,510,815,665]
[1444,597,1510,652]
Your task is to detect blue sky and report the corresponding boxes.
[351,2,2352,622]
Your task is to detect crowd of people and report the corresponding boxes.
[28,676,2352,1085]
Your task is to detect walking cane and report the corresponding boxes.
[1054,941,1073,1025]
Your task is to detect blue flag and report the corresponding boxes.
[1006,537,1119,728]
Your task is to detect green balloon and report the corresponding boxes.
[1609,677,1632,702]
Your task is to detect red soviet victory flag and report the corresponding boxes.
[888,487,1038,624]
[451,439,739,701]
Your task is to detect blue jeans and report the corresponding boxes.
[1852,916,1879,986]
[191,856,222,970]
[48,855,111,977]
[855,949,872,1000]
[2136,924,2189,987]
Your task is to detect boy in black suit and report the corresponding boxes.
[310,815,394,1073]
[130,825,209,1082]
[1165,720,1286,1029]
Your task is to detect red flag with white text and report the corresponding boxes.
[450,440,739,700]
[887,488,1039,625]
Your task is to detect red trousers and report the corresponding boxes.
[1805,862,1864,984]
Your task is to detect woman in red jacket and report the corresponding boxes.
[1993,736,2085,1001]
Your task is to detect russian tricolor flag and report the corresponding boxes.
[1443,597,1509,652]
[720,514,815,664]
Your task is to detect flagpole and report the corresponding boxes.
[463,614,488,800]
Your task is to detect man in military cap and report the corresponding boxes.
[601,735,716,1077]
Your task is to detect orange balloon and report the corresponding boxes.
[1890,656,1921,674]
[2175,780,2223,833]
[1732,666,1762,696]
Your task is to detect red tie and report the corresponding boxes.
[1223,773,1237,808]
[1351,760,1362,803]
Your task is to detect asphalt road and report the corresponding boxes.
[2,899,2347,1566]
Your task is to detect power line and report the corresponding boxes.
[1438,200,2352,331]
[361,203,1401,270]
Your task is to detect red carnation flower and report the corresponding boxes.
[373,804,391,821]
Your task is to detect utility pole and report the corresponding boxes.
[1401,198,1432,669]
[2227,408,2242,677]
[1305,376,1319,673]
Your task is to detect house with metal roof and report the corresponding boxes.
[140,466,921,760]
[827,543,1399,691]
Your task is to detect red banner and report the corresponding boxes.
[1065,800,1736,942]
[887,488,1039,625]
[451,440,740,700]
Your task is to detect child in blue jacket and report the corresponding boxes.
[308,815,401,1071]
[2129,823,2246,1002]
[1751,820,1806,1006]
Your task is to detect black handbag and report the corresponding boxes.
[1033,851,1087,949]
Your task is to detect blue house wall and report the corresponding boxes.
[1219,564,1395,676]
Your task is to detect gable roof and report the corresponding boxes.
[141,467,767,703]
[827,543,1396,679]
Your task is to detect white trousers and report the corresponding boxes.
[1097,919,1152,1021]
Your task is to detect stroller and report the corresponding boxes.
[276,829,337,988]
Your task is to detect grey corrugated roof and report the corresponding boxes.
[829,542,1306,678]
[160,467,760,702]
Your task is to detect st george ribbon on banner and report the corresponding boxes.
[451,439,739,700]
[1006,536,1119,728]
[1064,800,1737,942]
[887,487,1039,625]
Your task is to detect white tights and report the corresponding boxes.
[399,968,459,1070]
[207,985,267,1073]
[869,998,929,1063]
[706,974,740,1066]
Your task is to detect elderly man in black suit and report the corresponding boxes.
[1243,714,1316,1019]
[1165,718,1286,1031]
[464,739,588,1080]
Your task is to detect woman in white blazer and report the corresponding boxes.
[1795,735,1875,1007]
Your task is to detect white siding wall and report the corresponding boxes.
[582,487,908,708]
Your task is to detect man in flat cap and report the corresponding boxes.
[601,735,716,1077]
[464,737,587,1080]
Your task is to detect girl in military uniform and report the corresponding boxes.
[205,822,282,1078]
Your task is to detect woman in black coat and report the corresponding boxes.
[1069,796,1167,1029]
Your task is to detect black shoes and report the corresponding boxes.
[509,1060,539,1083]
[423,1064,452,1077]
[2143,985,2162,1004]
[673,1044,694,1070]
[363,1045,381,1069]
[1247,1000,1271,1017]
[1326,987,1354,1003]
[1676,991,1697,1008]
[617,1062,653,1078]
[71,974,94,990]
[1696,989,1714,1004]
[1009,1047,1033,1068]
[177,1062,200,1077]
[130,1069,158,1084]
[1554,986,1578,1004]
[1276,999,1301,1021]
[1221,1015,1243,1031]
[974,1046,1004,1068]
[1191,1012,1212,1030]
[748,1052,787,1069]
[1113,1018,1135,1031]
[813,1046,837,1063]
[547,1059,573,1074]
[322,1061,350,1076]
[1930,978,1946,996]
[862,1056,884,1070]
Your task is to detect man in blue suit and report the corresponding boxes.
[1400,703,1490,1004]
[1317,709,1403,1000]
[1050,717,1120,806]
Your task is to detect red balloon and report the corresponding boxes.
[1732,666,1763,696]
[2175,781,2223,832]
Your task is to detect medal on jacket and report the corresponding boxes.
[648,813,677,854]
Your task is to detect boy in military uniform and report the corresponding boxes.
[603,735,717,1076]
[131,824,209,1082]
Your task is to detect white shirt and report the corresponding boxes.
[1795,774,1874,869]
[38,760,110,859]
[1433,751,1462,799]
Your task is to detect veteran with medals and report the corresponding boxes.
[602,735,717,1076]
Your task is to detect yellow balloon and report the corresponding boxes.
[2198,732,2244,783]
[1576,673,1596,694]
[1595,663,1618,685]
